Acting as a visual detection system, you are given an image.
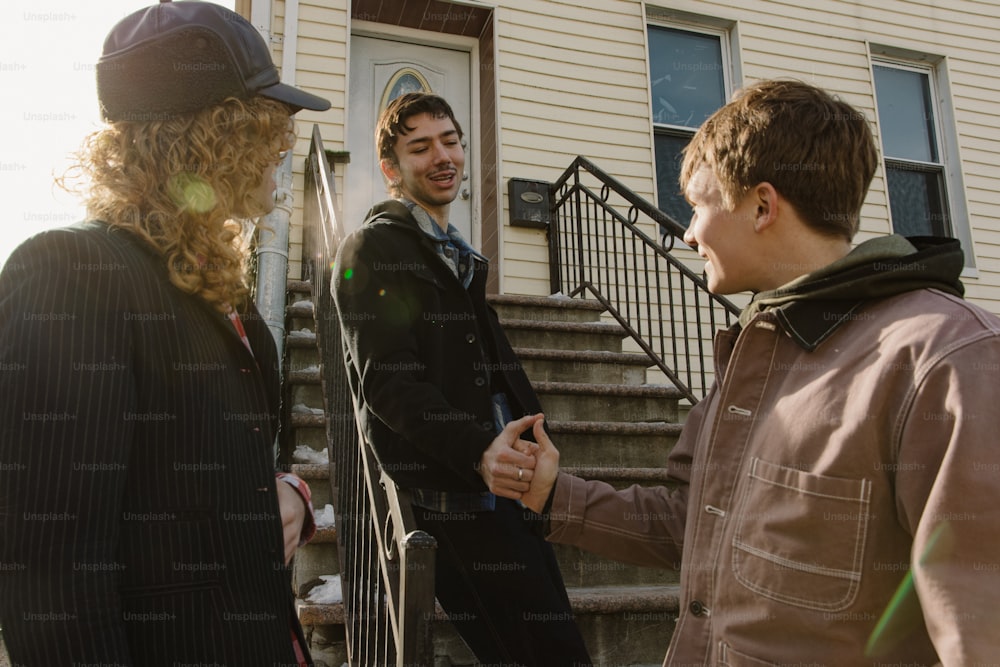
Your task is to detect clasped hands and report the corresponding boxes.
[478,413,559,513]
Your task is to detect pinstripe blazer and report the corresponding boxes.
[0,222,310,666]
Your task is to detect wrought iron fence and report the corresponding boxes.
[549,156,741,403]
[303,124,436,666]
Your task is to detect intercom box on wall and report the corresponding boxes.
[508,178,552,229]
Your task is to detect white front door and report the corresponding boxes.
[346,35,474,239]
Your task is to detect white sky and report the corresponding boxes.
[0,0,234,268]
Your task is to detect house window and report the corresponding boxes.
[648,24,730,229]
[873,62,952,238]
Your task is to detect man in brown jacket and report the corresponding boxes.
[493,80,1000,666]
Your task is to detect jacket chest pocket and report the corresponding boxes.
[731,457,871,611]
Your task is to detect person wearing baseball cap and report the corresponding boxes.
[0,3,329,665]
[96,0,330,120]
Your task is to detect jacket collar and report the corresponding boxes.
[740,235,966,351]
[363,199,488,271]
[765,298,871,351]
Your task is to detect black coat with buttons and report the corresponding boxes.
[0,222,309,666]
[333,200,542,491]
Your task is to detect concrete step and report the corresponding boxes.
[286,329,318,348]
[487,293,607,324]
[501,318,628,352]
[548,420,681,468]
[514,347,653,385]
[288,462,339,598]
[285,334,320,366]
[285,329,320,372]
[285,353,321,375]
[287,365,321,385]
[311,526,337,544]
[288,409,327,452]
[571,584,678,666]
[289,382,324,411]
[555,541,679,588]
[562,465,675,488]
[289,462,332,506]
[291,426,328,453]
[285,365,323,433]
[298,584,679,667]
[293,536,339,597]
[291,462,330,482]
[534,381,681,423]
[289,410,325,430]
[286,299,316,335]
[286,300,314,319]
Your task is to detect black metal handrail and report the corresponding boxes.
[549,156,741,403]
[303,124,436,666]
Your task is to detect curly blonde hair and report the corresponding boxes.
[66,96,294,312]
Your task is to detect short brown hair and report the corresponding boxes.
[375,93,463,197]
[680,79,878,240]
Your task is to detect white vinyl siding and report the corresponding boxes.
[497,0,655,296]
[271,0,348,280]
[277,0,1000,315]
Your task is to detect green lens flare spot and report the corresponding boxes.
[865,521,954,658]
[167,172,216,213]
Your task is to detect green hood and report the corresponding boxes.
[739,235,966,349]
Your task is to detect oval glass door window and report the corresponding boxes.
[380,68,432,112]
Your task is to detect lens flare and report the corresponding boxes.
[865,521,954,657]
[168,172,216,213]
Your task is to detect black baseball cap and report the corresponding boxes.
[97,1,330,121]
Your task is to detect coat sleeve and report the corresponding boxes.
[332,227,496,484]
[544,390,702,569]
[894,333,1000,666]
[0,229,135,664]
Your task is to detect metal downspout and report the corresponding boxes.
[252,0,299,371]
[255,150,294,371]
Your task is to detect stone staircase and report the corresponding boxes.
[492,294,681,666]
[283,284,682,666]
[281,281,347,666]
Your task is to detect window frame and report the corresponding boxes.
[645,12,738,228]
[869,48,976,273]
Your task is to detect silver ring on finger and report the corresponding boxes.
[518,467,524,481]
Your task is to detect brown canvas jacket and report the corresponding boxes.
[547,243,1000,666]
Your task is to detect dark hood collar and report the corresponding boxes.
[740,235,966,351]
[364,200,420,230]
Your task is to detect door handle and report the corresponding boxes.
[460,171,470,200]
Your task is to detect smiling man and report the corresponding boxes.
[501,79,1000,666]
[332,93,592,666]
